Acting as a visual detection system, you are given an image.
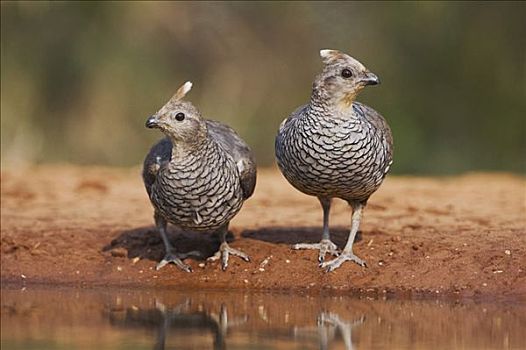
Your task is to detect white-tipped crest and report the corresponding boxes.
[170,81,193,102]
[320,49,342,64]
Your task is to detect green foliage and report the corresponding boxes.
[1,2,525,173]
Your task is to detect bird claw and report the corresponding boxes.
[292,239,340,262]
[156,250,201,272]
[208,242,250,271]
[320,251,366,272]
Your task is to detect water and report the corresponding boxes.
[1,286,524,350]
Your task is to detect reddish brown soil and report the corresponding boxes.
[1,165,525,300]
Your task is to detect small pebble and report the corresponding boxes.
[258,268,265,272]
[243,279,249,284]
[285,259,290,264]
[21,274,27,279]
[132,257,140,264]
[493,270,503,274]
[504,250,511,255]
[482,282,487,287]
[198,263,205,268]
[117,266,122,272]
[260,256,272,267]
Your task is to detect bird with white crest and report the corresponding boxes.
[275,49,393,272]
[143,81,257,272]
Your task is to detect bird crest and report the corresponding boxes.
[319,49,345,64]
[169,81,193,103]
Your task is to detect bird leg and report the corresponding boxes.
[208,224,250,270]
[318,312,365,350]
[292,198,340,262]
[321,202,366,272]
[154,212,200,272]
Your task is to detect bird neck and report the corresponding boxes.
[165,123,209,161]
[169,135,209,162]
[309,86,356,117]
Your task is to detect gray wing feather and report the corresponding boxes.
[279,104,308,133]
[354,102,394,156]
[206,120,257,199]
[142,137,172,197]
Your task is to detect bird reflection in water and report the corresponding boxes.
[108,299,247,350]
[317,312,365,350]
[107,298,364,350]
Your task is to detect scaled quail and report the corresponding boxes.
[275,49,393,272]
[143,81,256,272]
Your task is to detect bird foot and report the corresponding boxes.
[208,242,250,271]
[156,250,201,272]
[320,251,366,272]
[292,239,340,262]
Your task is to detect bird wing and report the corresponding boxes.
[354,102,393,151]
[142,137,172,197]
[206,119,257,200]
[278,104,308,133]
[354,102,394,175]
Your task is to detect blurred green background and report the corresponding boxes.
[1,1,525,174]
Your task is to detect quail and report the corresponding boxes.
[275,49,393,272]
[143,81,257,272]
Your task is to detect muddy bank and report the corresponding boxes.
[1,166,525,300]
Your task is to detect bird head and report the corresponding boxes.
[314,49,379,108]
[146,81,207,144]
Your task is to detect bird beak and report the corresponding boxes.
[360,72,380,86]
[145,115,159,128]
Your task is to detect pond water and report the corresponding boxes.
[1,286,524,350]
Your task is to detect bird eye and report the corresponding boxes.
[341,69,353,78]
[175,112,185,121]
